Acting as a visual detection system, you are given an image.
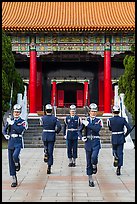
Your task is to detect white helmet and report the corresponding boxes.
[45,104,52,111]
[112,105,120,113]
[89,103,98,112]
[70,104,76,111]
[13,104,22,112]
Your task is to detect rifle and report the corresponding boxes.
[9,82,13,113]
[84,90,89,135]
[128,124,135,135]
[84,89,89,119]
[120,97,123,117]
[7,82,14,134]
[53,96,57,117]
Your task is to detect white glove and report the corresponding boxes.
[82,136,87,142]
[78,136,81,140]
[55,125,58,132]
[4,134,10,140]
[7,118,14,125]
[82,120,89,126]
[64,135,67,139]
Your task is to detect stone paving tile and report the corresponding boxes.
[73,196,104,202]
[41,196,73,202]
[2,147,135,202]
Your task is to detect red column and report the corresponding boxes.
[29,49,37,114]
[52,80,57,106]
[98,61,104,111]
[27,84,30,112]
[36,61,42,111]
[104,42,112,114]
[84,80,89,106]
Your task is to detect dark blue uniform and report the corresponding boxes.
[78,117,102,175]
[63,115,81,159]
[108,115,132,167]
[2,117,27,176]
[40,114,61,166]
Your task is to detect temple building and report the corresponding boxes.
[2,2,135,116]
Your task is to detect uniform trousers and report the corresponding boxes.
[8,147,21,176]
[85,143,100,175]
[112,143,124,167]
[67,139,78,159]
[43,141,55,166]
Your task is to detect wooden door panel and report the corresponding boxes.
[77,90,83,107]
[58,90,64,107]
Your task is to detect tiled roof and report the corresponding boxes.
[2,2,135,32]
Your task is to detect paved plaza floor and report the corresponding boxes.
[2,147,135,202]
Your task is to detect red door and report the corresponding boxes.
[58,90,64,107]
[77,90,83,107]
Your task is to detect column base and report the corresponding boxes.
[103,113,113,117]
[28,113,39,119]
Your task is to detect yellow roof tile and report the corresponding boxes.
[2,2,135,31]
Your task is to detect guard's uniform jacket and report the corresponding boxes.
[41,115,61,142]
[2,117,27,176]
[107,115,132,167]
[78,117,102,175]
[40,114,61,166]
[63,115,81,140]
[63,115,81,159]
[79,117,102,151]
[108,116,132,144]
[3,117,27,149]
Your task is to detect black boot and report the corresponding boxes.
[72,158,76,167]
[11,175,17,187]
[68,158,73,167]
[92,164,97,174]
[113,156,118,167]
[116,167,121,176]
[68,163,73,167]
[72,163,76,167]
[88,175,95,187]
[44,153,48,163]
[15,161,20,171]
[47,165,51,174]
[89,181,95,187]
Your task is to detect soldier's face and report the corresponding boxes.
[70,111,75,116]
[13,111,20,118]
[89,110,97,117]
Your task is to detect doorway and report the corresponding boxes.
[57,82,84,107]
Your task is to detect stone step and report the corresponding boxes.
[23,137,42,142]
[37,109,104,116]
[24,130,111,136]
[25,134,111,140]
[23,117,112,148]
[24,143,43,148]
[24,143,112,148]
[23,136,111,144]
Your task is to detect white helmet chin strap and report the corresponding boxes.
[46,113,52,115]
[14,115,20,119]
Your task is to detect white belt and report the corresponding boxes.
[87,135,100,139]
[11,134,22,138]
[67,129,78,131]
[43,130,55,132]
[112,131,124,135]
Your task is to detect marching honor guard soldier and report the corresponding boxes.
[78,103,103,187]
[2,104,28,187]
[63,105,81,167]
[107,105,132,176]
[40,104,61,174]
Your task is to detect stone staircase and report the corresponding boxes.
[23,109,112,148]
